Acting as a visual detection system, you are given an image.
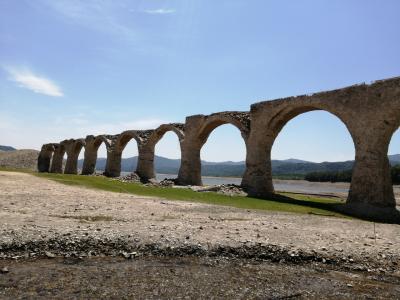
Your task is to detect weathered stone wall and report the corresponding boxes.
[37,144,55,172]
[38,76,400,220]
[63,139,85,174]
[50,144,65,173]
[177,112,250,186]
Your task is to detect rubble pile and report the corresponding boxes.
[113,173,141,183]
[195,184,247,196]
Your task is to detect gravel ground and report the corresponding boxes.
[1,256,399,299]
[0,171,399,298]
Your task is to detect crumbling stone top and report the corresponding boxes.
[136,130,155,142]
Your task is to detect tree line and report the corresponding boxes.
[305,165,400,185]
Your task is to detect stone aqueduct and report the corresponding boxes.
[38,77,400,219]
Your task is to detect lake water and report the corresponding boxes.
[118,172,399,199]
[155,173,350,197]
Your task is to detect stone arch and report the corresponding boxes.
[146,123,185,149]
[139,123,185,181]
[198,112,250,185]
[116,130,142,154]
[177,112,250,186]
[244,78,400,221]
[82,135,113,175]
[197,112,250,146]
[63,138,85,174]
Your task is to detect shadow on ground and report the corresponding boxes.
[259,193,400,224]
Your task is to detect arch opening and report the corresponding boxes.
[389,127,400,207]
[200,123,246,187]
[61,151,67,173]
[154,131,182,181]
[95,142,108,174]
[77,144,85,173]
[120,136,139,174]
[270,110,356,199]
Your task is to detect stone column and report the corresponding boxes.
[50,144,65,173]
[136,144,156,181]
[241,135,274,197]
[64,151,80,174]
[81,151,97,175]
[104,149,122,177]
[176,115,204,186]
[37,144,54,173]
[81,136,99,175]
[64,140,84,175]
[348,136,395,209]
[177,141,202,185]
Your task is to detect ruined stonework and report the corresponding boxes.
[37,77,400,221]
[50,144,65,173]
[177,112,250,186]
[62,139,85,174]
[37,144,55,173]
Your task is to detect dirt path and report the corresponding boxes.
[0,171,399,271]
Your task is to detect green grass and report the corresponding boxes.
[0,167,350,218]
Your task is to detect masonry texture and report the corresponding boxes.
[38,77,400,222]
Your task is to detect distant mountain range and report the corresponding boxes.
[2,144,399,177]
[77,154,400,177]
[0,145,16,152]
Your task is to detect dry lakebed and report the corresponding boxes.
[0,171,399,299]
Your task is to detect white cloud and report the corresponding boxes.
[5,67,63,97]
[143,9,175,15]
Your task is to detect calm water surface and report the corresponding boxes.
[155,173,350,196]
[118,172,399,198]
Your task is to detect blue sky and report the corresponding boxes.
[0,0,399,162]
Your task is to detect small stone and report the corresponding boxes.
[347,284,353,288]
[186,235,190,240]
[273,226,278,229]
[1,267,9,273]
[121,252,138,259]
[45,251,56,258]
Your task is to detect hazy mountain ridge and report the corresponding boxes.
[77,154,400,177]
[1,144,399,177]
[0,145,17,152]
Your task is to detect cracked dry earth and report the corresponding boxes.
[0,171,400,299]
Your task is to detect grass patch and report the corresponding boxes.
[25,171,350,219]
[0,167,351,219]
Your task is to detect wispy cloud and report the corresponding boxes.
[39,0,136,40]
[143,9,176,15]
[5,67,64,97]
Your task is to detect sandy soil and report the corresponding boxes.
[0,171,399,268]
